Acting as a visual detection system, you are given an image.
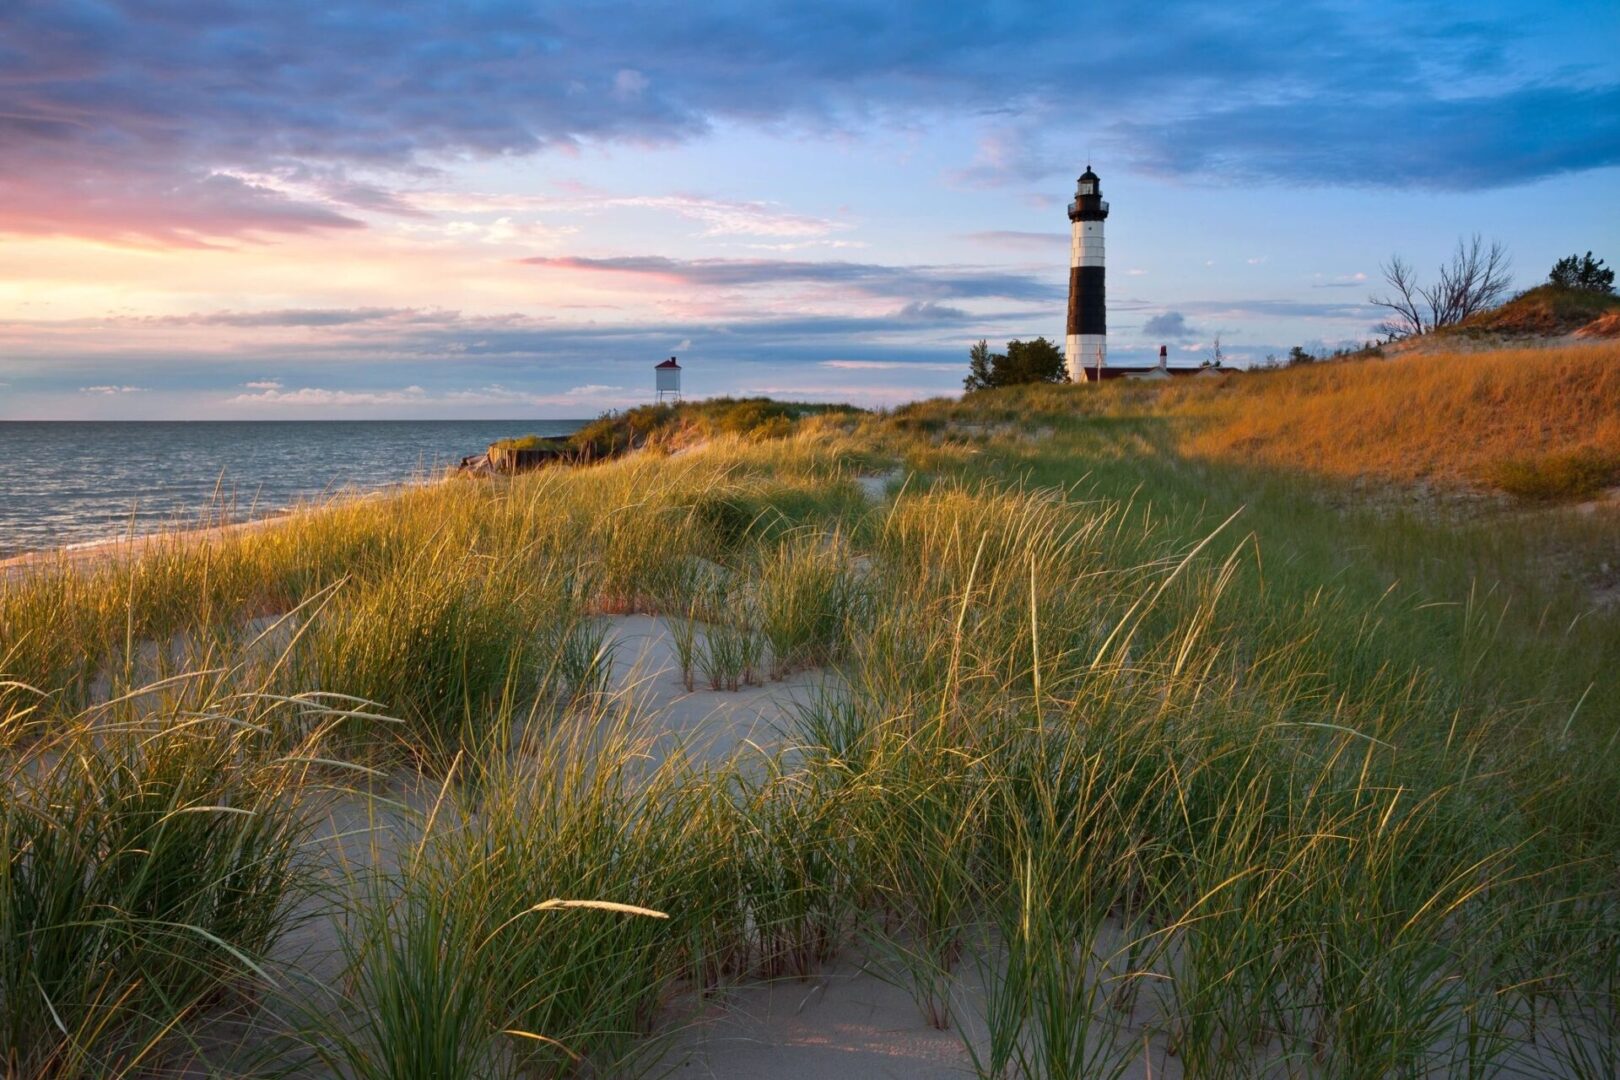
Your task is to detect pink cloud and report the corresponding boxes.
[0,169,363,248]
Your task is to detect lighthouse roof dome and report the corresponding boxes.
[1079,166,1099,182]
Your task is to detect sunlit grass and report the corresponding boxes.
[1174,339,1620,493]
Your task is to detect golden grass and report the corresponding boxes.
[1172,341,1620,494]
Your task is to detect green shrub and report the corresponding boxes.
[490,434,548,452]
[1488,447,1619,500]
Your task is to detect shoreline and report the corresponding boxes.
[0,513,287,578]
[0,475,447,579]
[0,417,588,575]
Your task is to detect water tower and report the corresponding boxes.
[655,356,682,403]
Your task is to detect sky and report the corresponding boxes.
[1,1,1617,420]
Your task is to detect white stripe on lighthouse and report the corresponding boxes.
[1078,220,1105,267]
[1065,217,1082,380]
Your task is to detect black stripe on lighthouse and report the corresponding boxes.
[1067,266,1106,336]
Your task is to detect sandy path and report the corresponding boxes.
[668,957,986,1079]
[603,613,833,769]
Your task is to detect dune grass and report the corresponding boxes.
[1,691,331,1078]
[1,361,1617,1075]
[1167,339,1620,495]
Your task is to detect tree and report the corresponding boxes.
[1370,255,1425,339]
[963,339,996,392]
[962,336,1067,391]
[1548,251,1615,293]
[1003,337,1066,384]
[1370,234,1513,338]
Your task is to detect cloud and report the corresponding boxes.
[1173,298,1374,320]
[612,69,651,101]
[895,301,970,322]
[161,308,417,328]
[1312,272,1369,289]
[1142,312,1199,340]
[519,255,1059,303]
[80,384,147,394]
[243,379,283,390]
[963,230,1068,251]
[820,360,960,371]
[1119,83,1620,191]
[0,166,365,247]
[949,127,1067,188]
[2,2,1609,244]
[416,191,843,239]
[226,382,639,409]
[228,385,434,407]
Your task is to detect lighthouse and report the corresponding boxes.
[1065,166,1109,381]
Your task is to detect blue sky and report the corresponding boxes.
[1,0,1617,418]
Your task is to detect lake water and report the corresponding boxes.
[0,420,584,558]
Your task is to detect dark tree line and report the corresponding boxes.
[963,336,1066,391]
[1548,251,1614,293]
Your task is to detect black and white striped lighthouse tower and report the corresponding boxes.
[1065,166,1109,381]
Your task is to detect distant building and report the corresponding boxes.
[655,356,682,402]
[1114,345,1212,381]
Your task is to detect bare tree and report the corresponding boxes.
[1430,235,1513,326]
[1371,254,1426,338]
[1370,235,1512,338]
